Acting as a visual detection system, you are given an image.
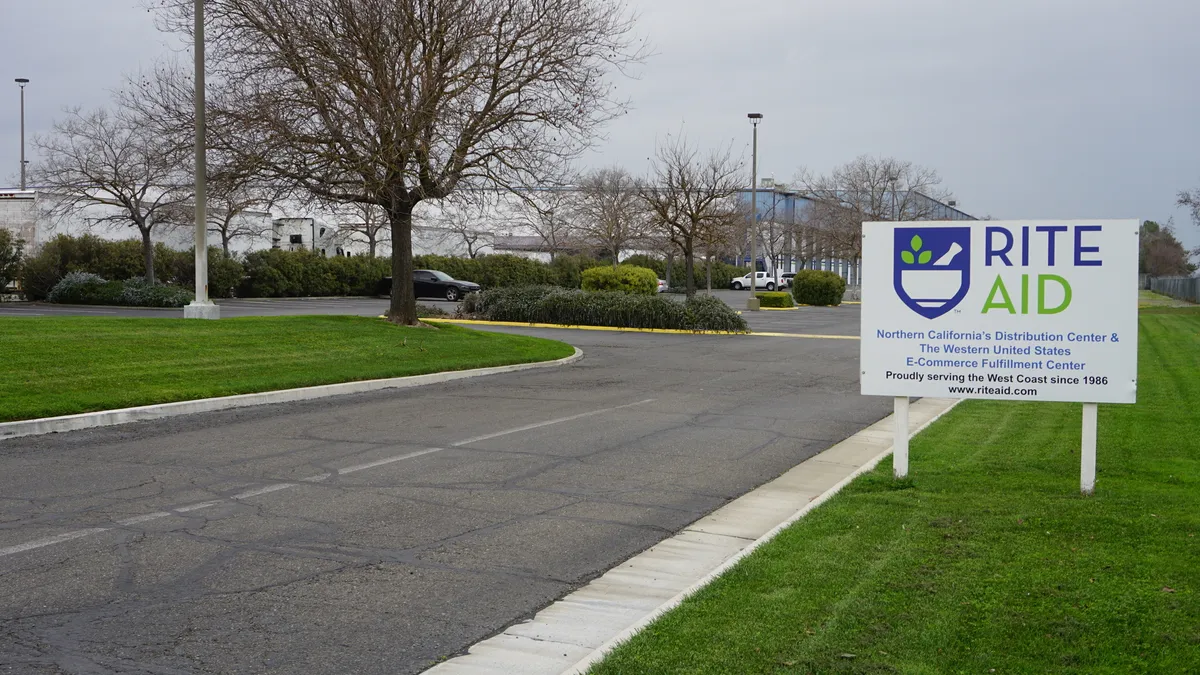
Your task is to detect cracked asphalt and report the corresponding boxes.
[0,306,886,674]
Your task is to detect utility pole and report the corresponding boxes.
[747,113,763,309]
[185,0,220,319]
[15,79,28,190]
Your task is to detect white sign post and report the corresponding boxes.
[861,220,1139,494]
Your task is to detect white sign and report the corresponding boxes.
[861,220,1138,404]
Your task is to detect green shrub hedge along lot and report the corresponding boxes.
[754,291,795,308]
[461,286,749,332]
[791,269,847,306]
[592,307,1200,675]
[581,265,658,295]
[0,316,574,423]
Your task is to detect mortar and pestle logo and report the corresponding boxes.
[893,228,973,319]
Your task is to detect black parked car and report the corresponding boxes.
[378,270,481,301]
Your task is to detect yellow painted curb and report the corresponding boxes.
[424,318,859,340]
[759,306,798,311]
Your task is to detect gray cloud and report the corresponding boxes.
[3,0,1198,247]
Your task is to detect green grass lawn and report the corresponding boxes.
[593,307,1200,674]
[0,316,574,422]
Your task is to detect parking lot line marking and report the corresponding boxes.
[0,402,649,560]
[450,399,655,448]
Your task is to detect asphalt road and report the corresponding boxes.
[0,305,881,674]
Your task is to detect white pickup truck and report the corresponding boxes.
[729,271,779,291]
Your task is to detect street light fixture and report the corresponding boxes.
[15,78,29,190]
[747,113,763,306]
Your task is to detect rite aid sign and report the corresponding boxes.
[861,220,1138,404]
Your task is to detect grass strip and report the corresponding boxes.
[0,316,574,423]
[592,307,1200,674]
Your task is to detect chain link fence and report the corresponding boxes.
[1149,276,1200,303]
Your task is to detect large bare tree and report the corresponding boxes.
[641,134,745,298]
[794,155,956,268]
[510,189,578,261]
[154,0,645,324]
[574,167,646,266]
[30,105,192,283]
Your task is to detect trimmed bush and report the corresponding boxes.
[460,286,748,332]
[755,291,794,308]
[47,272,113,304]
[581,264,657,295]
[791,270,846,306]
[46,273,193,308]
[238,249,389,298]
[167,248,247,299]
[620,254,746,290]
[549,254,606,289]
[118,277,195,307]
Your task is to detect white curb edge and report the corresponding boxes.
[561,397,962,674]
[1,348,583,442]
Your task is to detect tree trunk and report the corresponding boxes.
[222,233,231,259]
[683,240,696,299]
[664,251,673,289]
[706,255,712,292]
[368,233,377,259]
[140,226,156,284]
[387,202,419,325]
[612,244,619,268]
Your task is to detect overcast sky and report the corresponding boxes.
[2,0,1198,249]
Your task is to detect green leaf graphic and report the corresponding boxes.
[901,250,915,265]
[911,235,923,251]
[919,250,932,264]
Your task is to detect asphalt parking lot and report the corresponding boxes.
[0,297,875,674]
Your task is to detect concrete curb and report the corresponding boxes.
[422,397,961,675]
[0,348,583,442]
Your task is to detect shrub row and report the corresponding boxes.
[18,235,390,301]
[47,272,194,308]
[619,254,746,290]
[791,270,846,306]
[411,253,609,289]
[460,286,748,332]
[755,291,795,308]
[580,265,658,295]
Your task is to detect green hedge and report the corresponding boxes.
[581,265,658,295]
[19,234,186,301]
[46,272,194,308]
[461,286,748,332]
[755,291,794,308]
[620,254,746,290]
[239,249,388,298]
[412,253,604,289]
[791,270,846,306]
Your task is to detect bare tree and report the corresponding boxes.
[794,156,955,272]
[574,167,646,266]
[422,199,492,259]
[205,172,282,257]
[510,189,578,261]
[153,0,645,324]
[325,202,392,258]
[641,134,745,298]
[30,105,191,283]
[1179,187,1200,232]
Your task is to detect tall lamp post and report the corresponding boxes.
[184,0,219,319]
[747,113,763,309]
[15,78,28,190]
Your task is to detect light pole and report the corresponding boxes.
[747,113,762,308]
[15,79,28,190]
[184,0,219,319]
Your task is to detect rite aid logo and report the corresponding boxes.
[893,227,972,319]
